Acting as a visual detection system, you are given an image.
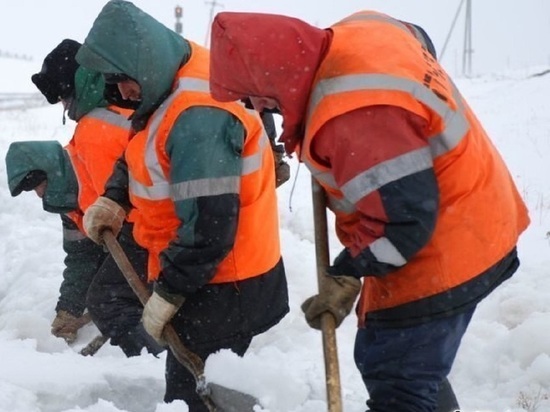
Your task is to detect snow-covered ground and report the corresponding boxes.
[1,59,550,412]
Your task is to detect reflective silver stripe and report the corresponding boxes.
[327,194,356,214]
[129,173,170,200]
[369,237,407,266]
[86,107,132,129]
[242,129,269,176]
[143,79,203,187]
[171,176,240,201]
[177,77,211,93]
[302,164,356,213]
[63,227,87,242]
[305,74,468,200]
[241,151,261,176]
[342,147,433,203]
[307,74,469,158]
[429,81,470,157]
[129,77,264,201]
[309,167,337,188]
[129,77,211,200]
[242,107,269,176]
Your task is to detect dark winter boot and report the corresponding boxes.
[112,323,165,357]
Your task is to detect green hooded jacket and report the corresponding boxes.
[6,62,126,317]
[5,140,78,213]
[70,66,108,121]
[73,1,290,346]
[76,0,247,294]
[5,141,107,316]
[76,0,188,130]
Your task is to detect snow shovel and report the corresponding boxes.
[102,230,261,412]
[311,177,343,412]
[72,313,109,357]
[79,334,109,356]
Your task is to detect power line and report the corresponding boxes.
[0,50,33,61]
[0,93,47,111]
[439,0,474,77]
[439,0,465,61]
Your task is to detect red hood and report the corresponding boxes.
[209,12,331,154]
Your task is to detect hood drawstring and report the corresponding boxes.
[62,107,67,125]
[62,95,78,124]
[288,161,301,213]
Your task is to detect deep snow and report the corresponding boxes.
[1,60,550,412]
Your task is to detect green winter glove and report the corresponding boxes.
[301,274,361,330]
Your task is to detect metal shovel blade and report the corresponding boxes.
[207,382,260,412]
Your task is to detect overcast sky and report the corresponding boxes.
[1,0,549,77]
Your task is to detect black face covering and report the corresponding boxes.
[103,73,131,84]
[241,98,254,110]
[103,84,141,110]
[63,95,78,122]
[261,107,282,115]
[102,73,141,111]
[13,170,47,196]
[241,98,281,115]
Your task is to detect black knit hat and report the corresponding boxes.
[31,39,81,104]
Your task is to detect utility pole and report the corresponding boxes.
[204,0,224,47]
[439,0,465,62]
[439,0,474,77]
[462,0,473,77]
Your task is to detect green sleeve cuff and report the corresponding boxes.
[153,282,186,306]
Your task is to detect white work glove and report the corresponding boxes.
[142,291,184,345]
[83,196,126,244]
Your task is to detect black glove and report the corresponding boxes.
[327,248,363,278]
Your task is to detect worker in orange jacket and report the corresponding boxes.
[208,10,530,412]
[76,2,289,410]
[5,39,162,357]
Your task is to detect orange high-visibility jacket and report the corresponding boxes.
[65,105,133,232]
[125,41,280,282]
[301,11,529,317]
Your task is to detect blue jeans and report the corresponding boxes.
[354,307,475,412]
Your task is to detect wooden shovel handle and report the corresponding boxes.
[311,177,343,412]
[102,230,217,411]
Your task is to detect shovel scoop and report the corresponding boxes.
[102,230,261,412]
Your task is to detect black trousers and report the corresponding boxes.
[164,336,252,412]
[355,308,473,412]
[86,227,160,356]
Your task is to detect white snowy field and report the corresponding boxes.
[1,59,550,412]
